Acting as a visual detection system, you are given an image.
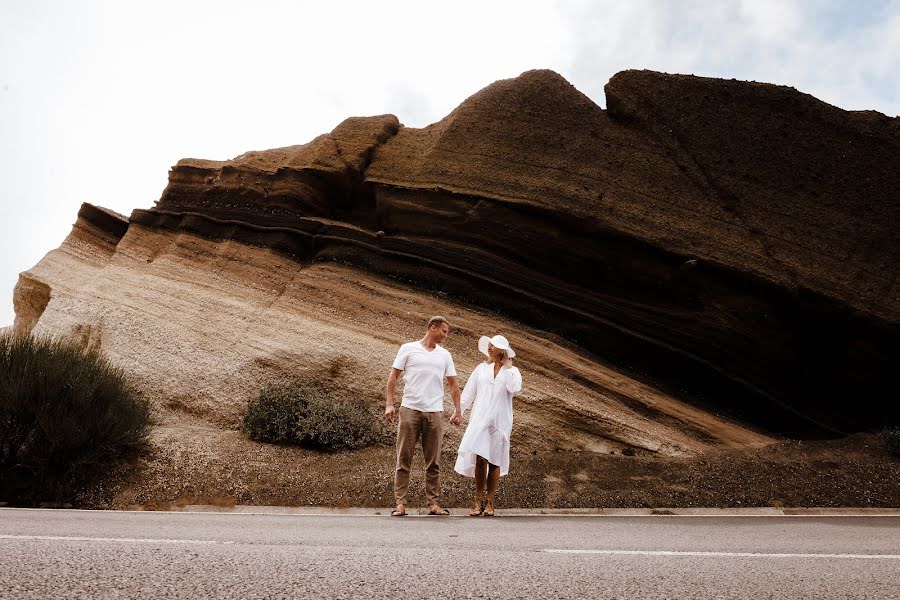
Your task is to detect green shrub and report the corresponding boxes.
[244,382,377,451]
[882,426,900,458]
[0,333,150,502]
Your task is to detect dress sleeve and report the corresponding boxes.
[460,364,480,412]
[504,367,522,395]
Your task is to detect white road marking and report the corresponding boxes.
[542,549,900,560]
[0,534,234,545]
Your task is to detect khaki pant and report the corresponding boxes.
[394,406,444,505]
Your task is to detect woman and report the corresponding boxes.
[454,334,522,516]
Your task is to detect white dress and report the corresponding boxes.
[454,362,523,477]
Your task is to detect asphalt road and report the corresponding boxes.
[1,508,899,599]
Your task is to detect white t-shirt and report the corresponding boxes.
[391,341,457,412]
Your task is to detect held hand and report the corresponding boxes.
[450,410,462,426]
[384,404,396,423]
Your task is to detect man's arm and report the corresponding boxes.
[448,376,462,425]
[385,368,402,422]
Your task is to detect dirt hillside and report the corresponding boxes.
[10,69,899,508]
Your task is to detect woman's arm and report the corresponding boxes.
[460,364,481,412]
[504,365,522,395]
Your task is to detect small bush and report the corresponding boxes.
[0,333,151,502]
[882,427,900,458]
[244,383,377,452]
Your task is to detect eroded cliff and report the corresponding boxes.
[15,69,899,455]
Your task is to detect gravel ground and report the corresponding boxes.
[51,422,900,511]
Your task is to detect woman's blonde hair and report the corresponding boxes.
[485,344,508,362]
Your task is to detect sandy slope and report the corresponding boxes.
[21,215,769,461]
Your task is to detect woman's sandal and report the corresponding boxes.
[469,501,485,517]
[427,505,450,516]
[390,505,407,517]
[482,502,495,517]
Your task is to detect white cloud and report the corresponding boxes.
[559,0,899,113]
[737,0,804,43]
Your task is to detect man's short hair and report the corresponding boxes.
[428,316,449,329]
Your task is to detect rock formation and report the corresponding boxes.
[13,70,899,457]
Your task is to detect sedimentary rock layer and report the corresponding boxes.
[13,204,127,343]
[19,203,768,456]
[144,70,899,436]
[16,69,899,441]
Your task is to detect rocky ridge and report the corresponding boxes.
[12,69,899,470]
[136,69,898,436]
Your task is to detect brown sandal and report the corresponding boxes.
[483,501,495,517]
[427,505,450,516]
[390,505,407,517]
[469,500,485,517]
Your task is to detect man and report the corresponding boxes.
[385,316,462,516]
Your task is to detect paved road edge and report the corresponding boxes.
[4,506,899,517]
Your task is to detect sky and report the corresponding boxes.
[1,0,898,327]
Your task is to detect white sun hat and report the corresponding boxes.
[478,334,516,359]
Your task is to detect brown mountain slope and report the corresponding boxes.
[127,69,899,436]
[11,68,900,508]
[17,204,766,459]
[605,70,899,320]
